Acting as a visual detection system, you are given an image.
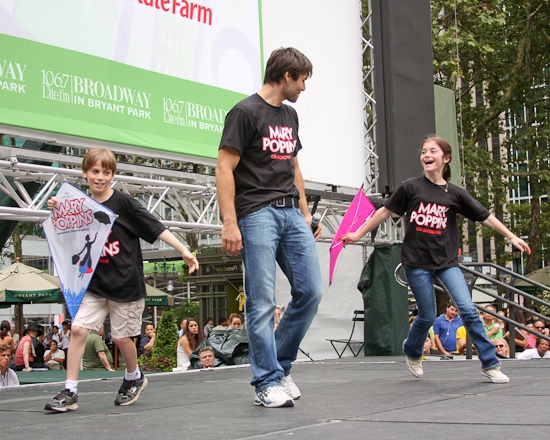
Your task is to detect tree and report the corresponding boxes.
[431,0,550,271]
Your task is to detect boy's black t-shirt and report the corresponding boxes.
[219,93,302,220]
[87,190,166,303]
[384,176,490,270]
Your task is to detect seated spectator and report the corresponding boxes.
[0,344,19,387]
[10,325,19,349]
[82,327,115,371]
[59,320,71,368]
[139,324,156,355]
[456,325,467,355]
[42,324,62,350]
[44,340,65,370]
[177,318,188,337]
[423,335,432,355]
[433,304,463,356]
[503,326,528,351]
[493,338,509,358]
[174,318,203,372]
[517,337,550,359]
[212,317,229,331]
[274,306,284,331]
[198,346,216,369]
[0,320,16,354]
[526,320,546,349]
[228,314,243,330]
[482,305,503,340]
[14,322,48,371]
[203,317,214,339]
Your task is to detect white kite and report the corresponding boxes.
[43,182,117,318]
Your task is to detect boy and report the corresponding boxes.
[45,148,199,412]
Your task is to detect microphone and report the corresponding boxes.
[311,213,321,234]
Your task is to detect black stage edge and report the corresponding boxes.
[1,357,549,439]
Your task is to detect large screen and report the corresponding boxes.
[0,0,262,159]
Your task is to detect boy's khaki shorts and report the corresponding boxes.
[72,293,144,339]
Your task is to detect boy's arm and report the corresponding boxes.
[157,230,199,274]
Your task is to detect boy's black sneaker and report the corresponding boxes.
[114,371,148,406]
[44,389,78,412]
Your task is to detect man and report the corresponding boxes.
[10,324,19,348]
[82,327,115,371]
[177,318,187,337]
[43,325,62,350]
[0,344,19,387]
[216,47,324,408]
[44,340,65,370]
[517,337,550,359]
[433,304,463,356]
[59,320,70,368]
[198,346,216,369]
[212,317,229,331]
[482,305,503,340]
[140,325,155,355]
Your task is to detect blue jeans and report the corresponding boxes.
[403,266,500,369]
[239,205,324,391]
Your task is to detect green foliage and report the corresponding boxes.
[431,0,550,271]
[138,309,178,372]
[137,301,200,371]
[172,299,200,325]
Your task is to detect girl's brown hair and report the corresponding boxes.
[422,135,452,182]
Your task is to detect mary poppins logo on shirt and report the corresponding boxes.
[99,230,120,264]
[262,125,297,160]
[410,202,449,234]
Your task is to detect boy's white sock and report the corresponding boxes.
[65,380,78,394]
[124,368,141,381]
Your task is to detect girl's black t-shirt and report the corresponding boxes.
[87,190,166,302]
[219,93,302,220]
[384,176,490,270]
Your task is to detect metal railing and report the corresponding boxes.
[395,262,550,358]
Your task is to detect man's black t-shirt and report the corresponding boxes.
[384,176,490,270]
[87,190,166,303]
[219,93,302,219]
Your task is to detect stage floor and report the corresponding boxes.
[1,356,548,439]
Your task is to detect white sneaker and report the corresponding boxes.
[254,385,294,408]
[405,355,423,378]
[281,375,301,399]
[481,366,509,383]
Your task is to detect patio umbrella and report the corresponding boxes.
[514,266,550,298]
[0,260,61,303]
[145,284,174,307]
[0,259,62,337]
[514,266,550,288]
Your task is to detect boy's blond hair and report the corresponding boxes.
[82,148,117,174]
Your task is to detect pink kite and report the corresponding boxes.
[329,185,375,285]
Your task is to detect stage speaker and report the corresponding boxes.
[371,0,436,195]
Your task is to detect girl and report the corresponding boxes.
[341,135,530,383]
[175,318,203,371]
[0,321,15,354]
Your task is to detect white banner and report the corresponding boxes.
[43,182,117,318]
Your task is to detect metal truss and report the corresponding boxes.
[361,0,379,195]
[0,3,406,247]
[0,142,403,249]
[0,145,223,233]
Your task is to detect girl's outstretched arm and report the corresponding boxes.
[340,207,394,244]
[482,214,531,254]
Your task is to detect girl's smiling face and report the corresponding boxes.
[420,140,450,175]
